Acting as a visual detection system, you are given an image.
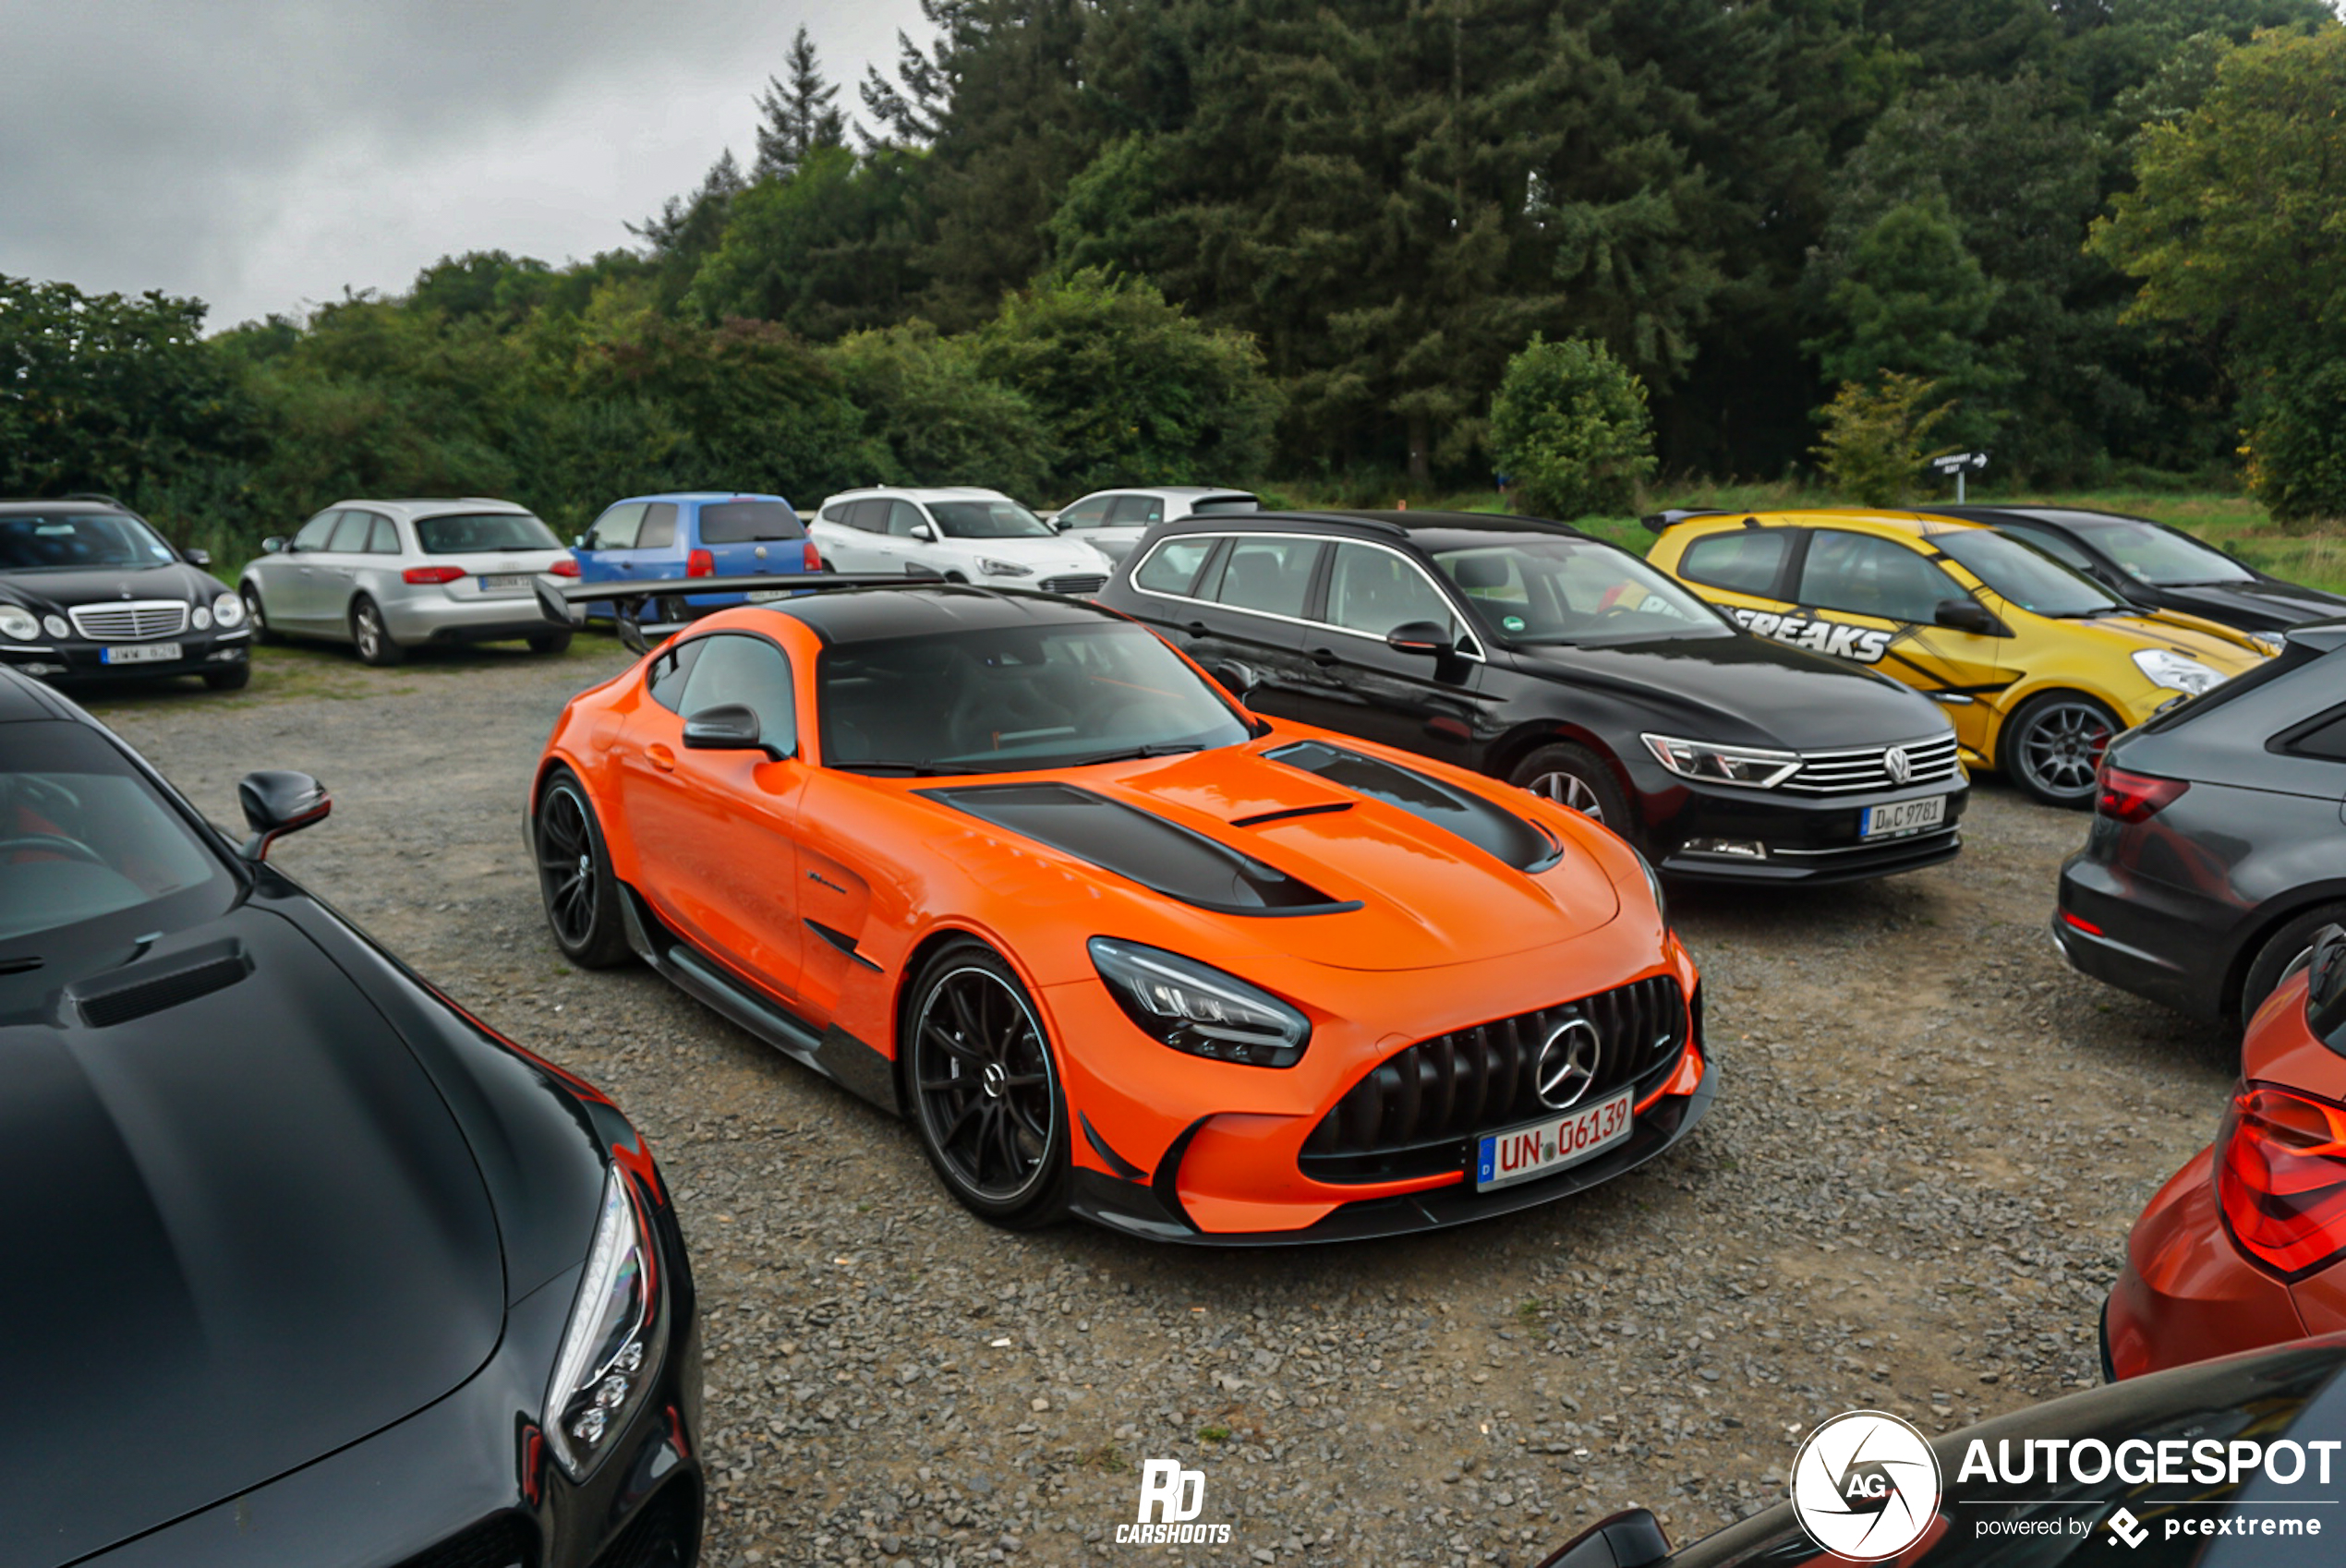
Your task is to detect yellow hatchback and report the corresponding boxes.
[1644,508,2272,806]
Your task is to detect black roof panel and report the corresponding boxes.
[765,585,1118,644]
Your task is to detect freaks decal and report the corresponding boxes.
[1726,606,1893,665]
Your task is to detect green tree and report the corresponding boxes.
[683,145,929,339]
[754,26,848,180]
[825,320,1054,494]
[1811,374,1953,507]
[1487,334,1656,520]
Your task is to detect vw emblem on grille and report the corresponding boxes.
[1533,1018,1602,1111]
[1883,745,1912,785]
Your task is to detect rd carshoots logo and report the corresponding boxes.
[1115,1459,1232,1546]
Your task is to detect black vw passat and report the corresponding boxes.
[1096,510,1967,885]
[0,668,701,1567]
[0,497,254,690]
[1925,503,2346,643]
[2056,619,2346,1024]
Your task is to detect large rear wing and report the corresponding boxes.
[533,573,932,654]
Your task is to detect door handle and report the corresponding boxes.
[1184,621,1209,638]
[1309,646,1340,665]
[647,743,675,773]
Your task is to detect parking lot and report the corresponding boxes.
[92,638,2240,1568]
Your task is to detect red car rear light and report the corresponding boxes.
[802,540,821,572]
[2217,1081,2346,1279]
[686,549,715,578]
[2096,763,2188,824]
[403,564,465,585]
[550,557,580,578]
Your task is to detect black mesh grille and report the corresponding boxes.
[1300,975,1687,1184]
[590,1478,702,1568]
[1039,573,1107,596]
[396,1514,536,1568]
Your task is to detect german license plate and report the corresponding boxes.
[477,573,532,593]
[100,642,182,666]
[1862,794,1947,840]
[1474,1087,1634,1191]
[745,589,788,602]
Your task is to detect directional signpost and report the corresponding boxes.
[1929,451,1989,503]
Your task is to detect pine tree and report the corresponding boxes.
[754,26,847,181]
[860,2,961,149]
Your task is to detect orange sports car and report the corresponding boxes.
[526,577,1710,1242]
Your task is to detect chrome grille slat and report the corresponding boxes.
[68,600,189,641]
[1782,736,1961,795]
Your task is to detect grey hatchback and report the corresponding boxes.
[239,500,575,666]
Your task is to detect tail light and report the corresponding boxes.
[686,549,714,578]
[2217,1081,2346,1279]
[550,558,580,578]
[801,540,821,572]
[403,564,465,585]
[2096,761,2188,823]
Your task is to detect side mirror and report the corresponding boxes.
[181,546,212,567]
[911,523,937,542]
[237,770,330,862]
[1533,1508,1672,1568]
[261,536,288,554]
[574,534,587,549]
[1203,659,1257,698]
[683,703,785,759]
[1385,620,1453,656]
[1933,598,1999,635]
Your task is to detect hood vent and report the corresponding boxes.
[67,940,252,1028]
[1264,742,1562,873]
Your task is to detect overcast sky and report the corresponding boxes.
[0,0,930,328]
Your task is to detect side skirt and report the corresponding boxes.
[617,882,902,1116]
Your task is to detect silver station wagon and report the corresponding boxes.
[239,499,575,666]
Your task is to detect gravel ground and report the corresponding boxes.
[91,637,2240,1568]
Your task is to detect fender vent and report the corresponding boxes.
[69,944,252,1028]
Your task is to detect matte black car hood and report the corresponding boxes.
[2157,577,2346,631]
[1,906,504,1564]
[0,561,224,612]
[1504,633,1950,750]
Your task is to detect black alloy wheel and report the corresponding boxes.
[527,629,573,656]
[2003,693,2117,807]
[906,942,1069,1226]
[535,771,631,968]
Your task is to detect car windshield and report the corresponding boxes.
[0,512,178,573]
[929,501,1054,539]
[414,512,561,554]
[1433,537,1730,645]
[2049,512,2255,586]
[1934,528,2123,617]
[819,620,1252,775]
[0,723,234,946]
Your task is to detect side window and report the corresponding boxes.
[2001,524,2096,572]
[1213,537,1324,620]
[1106,495,1161,525]
[2282,706,2346,763]
[1799,530,1965,624]
[368,514,401,553]
[1135,537,1219,597]
[646,637,706,713]
[847,500,891,533]
[637,503,679,550]
[1057,497,1111,529]
[887,501,931,537]
[1324,542,1456,638]
[675,633,796,752]
[1678,530,1792,597]
[586,502,647,551]
[325,512,373,553]
[292,511,343,551]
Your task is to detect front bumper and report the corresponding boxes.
[1638,772,1970,887]
[2104,1147,2307,1381]
[79,1207,703,1568]
[0,630,250,682]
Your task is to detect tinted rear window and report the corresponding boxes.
[1191,495,1261,515]
[416,512,560,553]
[699,501,804,544]
[1679,529,1791,597]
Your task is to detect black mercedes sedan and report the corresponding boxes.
[1924,503,2346,643]
[0,496,253,690]
[2055,618,2346,1025]
[0,668,701,1567]
[1096,510,1967,885]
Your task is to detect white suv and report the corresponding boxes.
[1049,486,1261,566]
[811,488,1113,595]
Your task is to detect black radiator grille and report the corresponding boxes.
[396,1514,536,1568]
[1300,975,1687,1184]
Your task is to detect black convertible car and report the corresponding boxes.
[0,496,253,690]
[0,668,701,1567]
[1097,510,1967,885]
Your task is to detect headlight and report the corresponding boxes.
[978,557,1034,577]
[544,1166,662,1478]
[192,605,212,630]
[42,615,69,640]
[213,591,246,628]
[0,606,38,642]
[1641,733,1802,789]
[2132,648,2227,695]
[1089,937,1311,1067]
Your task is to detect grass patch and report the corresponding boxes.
[1196,1425,1231,1443]
[72,628,629,718]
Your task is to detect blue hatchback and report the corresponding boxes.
[572,492,817,610]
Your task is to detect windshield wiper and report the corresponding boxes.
[1062,742,1209,767]
[830,761,960,777]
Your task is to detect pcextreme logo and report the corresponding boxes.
[1789,1410,1942,1562]
[1115,1459,1232,1545]
[1724,606,1894,665]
